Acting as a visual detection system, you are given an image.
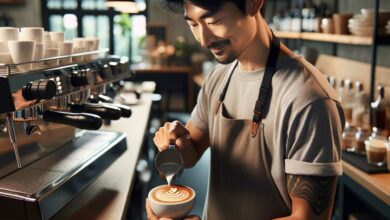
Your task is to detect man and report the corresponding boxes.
[147,0,345,219]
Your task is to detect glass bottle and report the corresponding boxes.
[354,127,370,154]
[352,81,369,127]
[342,123,357,151]
[342,80,354,124]
[337,79,345,102]
[371,85,387,137]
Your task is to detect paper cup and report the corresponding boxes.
[8,40,35,72]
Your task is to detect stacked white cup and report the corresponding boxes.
[85,37,100,61]
[73,38,87,63]
[19,27,43,70]
[0,27,18,65]
[44,31,64,67]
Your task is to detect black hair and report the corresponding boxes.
[160,0,246,14]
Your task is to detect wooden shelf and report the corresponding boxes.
[275,31,376,45]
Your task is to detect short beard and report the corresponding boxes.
[214,52,237,64]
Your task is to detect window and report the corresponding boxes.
[41,0,147,62]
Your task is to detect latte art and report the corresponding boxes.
[151,185,193,203]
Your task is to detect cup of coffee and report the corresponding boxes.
[365,137,387,166]
[148,185,195,219]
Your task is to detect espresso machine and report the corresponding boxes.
[0,49,132,219]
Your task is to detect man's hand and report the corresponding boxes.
[153,120,199,167]
[146,199,201,220]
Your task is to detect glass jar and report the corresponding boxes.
[365,136,387,166]
[342,124,357,151]
[354,127,370,154]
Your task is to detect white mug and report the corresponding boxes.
[33,43,44,69]
[43,31,51,43]
[0,42,9,53]
[50,32,64,42]
[58,41,73,65]
[19,27,44,43]
[0,27,19,43]
[0,52,13,64]
[8,40,36,72]
[44,48,59,67]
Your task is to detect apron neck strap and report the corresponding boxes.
[251,31,280,138]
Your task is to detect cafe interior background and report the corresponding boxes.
[0,0,390,219]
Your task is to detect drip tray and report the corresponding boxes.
[0,130,127,220]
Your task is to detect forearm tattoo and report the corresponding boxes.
[287,175,337,216]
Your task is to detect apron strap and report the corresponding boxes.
[251,32,280,138]
[214,61,238,115]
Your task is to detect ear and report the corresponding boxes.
[246,0,264,16]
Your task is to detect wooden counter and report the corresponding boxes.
[53,88,154,220]
[342,160,390,206]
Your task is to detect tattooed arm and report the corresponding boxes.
[274,175,338,220]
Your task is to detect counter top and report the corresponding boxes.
[342,160,390,206]
[131,64,192,74]
[53,90,154,220]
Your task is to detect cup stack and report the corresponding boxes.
[0,26,101,72]
[0,27,18,65]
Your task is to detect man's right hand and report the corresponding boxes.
[153,120,199,167]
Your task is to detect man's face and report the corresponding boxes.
[184,1,255,64]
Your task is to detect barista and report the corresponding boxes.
[147,0,345,219]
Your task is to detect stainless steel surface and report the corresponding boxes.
[0,50,133,219]
[0,130,127,220]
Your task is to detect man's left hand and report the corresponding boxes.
[146,199,201,220]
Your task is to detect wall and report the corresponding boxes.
[148,0,196,45]
[0,0,41,27]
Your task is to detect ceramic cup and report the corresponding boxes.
[0,52,13,64]
[7,40,36,72]
[0,41,9,53]
[58,41,73,65]
[0,27,19,43]
[43,31,51,43]
[44,47,59,67]
[33,43,44,69]
[50,31,64,42]
[19,27,44,43]
[73,46,85,63]
[73,38,88,61]
[148,185,195,219]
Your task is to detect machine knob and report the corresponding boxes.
[108,61,119,75]
[71,68,95,87]
[22,79,57,101]
[97,63,113,79]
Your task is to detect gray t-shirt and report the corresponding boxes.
[191,53,345,206]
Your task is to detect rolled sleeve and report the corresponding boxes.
[285,98,345,176]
